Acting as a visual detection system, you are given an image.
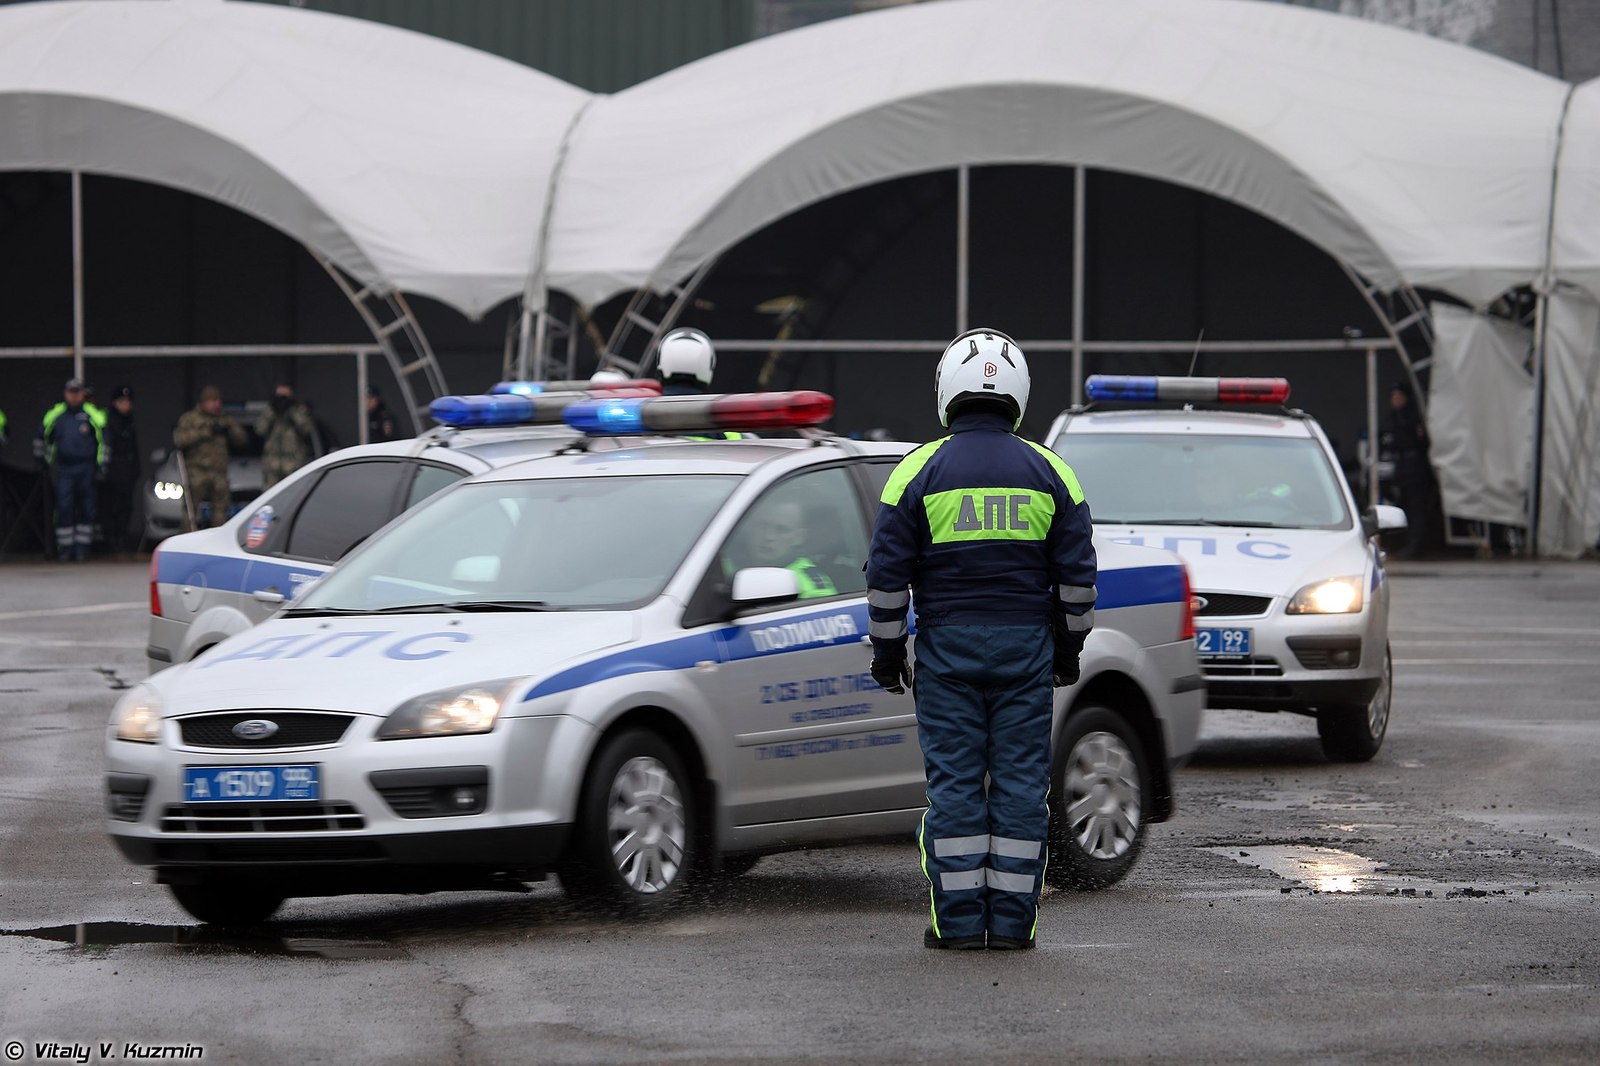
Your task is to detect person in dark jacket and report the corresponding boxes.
[866,328,1097,952]
[100,385,141,555]
[366,386,398,443]
[34,378,106,560]
[1382,383,1433,556]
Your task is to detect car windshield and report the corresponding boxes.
[1055,433,1352,530]
[291,474,738,612]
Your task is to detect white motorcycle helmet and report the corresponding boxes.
[656,327,716,387]
[934,327,1030,429]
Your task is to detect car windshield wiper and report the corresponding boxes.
[435,600,553,612]
[1101,518,1229,526]
[1099,518,1301,529]
[282,604,466,617]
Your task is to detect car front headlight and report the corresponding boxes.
[110,684,163,743]
[153,481,184,501]
[377,680,519,740]
[1286,576,1364,615]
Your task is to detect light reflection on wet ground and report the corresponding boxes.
[1199,844,1598,899]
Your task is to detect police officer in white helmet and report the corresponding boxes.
[866,328,1098,951]
[656,327,717,396]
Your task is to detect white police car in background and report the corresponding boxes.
[1047,376,1406,762]
[108,389,1204,925]
[146,381,659,675]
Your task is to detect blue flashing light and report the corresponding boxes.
[430,394,536,427]
[489,381,545,396]
[1085,375,1159,402]
[563,397,648,434]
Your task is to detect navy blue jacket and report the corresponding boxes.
[865,409,1097,660]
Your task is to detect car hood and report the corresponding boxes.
[1095,524,1372,599]
[151,611,636,715]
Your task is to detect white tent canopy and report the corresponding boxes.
[547,0,1571,308]
[0,0,589,318]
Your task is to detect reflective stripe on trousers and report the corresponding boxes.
[914,623,1052,942]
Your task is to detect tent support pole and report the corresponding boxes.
[356,350,369,445]
[71,170,85,384]
[1366,344,1379,510]
[1527,84,1575,556]
[956,165,969,335]
[1072,165,1086,405]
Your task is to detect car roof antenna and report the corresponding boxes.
[1186,328,1205,378]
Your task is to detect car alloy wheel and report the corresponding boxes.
[1065,730,1142,861]
[606,756,686,894]
[1048,705,1150,890]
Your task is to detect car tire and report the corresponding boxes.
[558,730,696,915]
[1317,643,1392,762]
[1046,705,1149,890]
[168,882,284,926]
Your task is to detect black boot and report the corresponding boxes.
[987,933,1035,951]
[924,927,985,950]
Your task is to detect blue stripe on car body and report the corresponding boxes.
[521,563,1185,704]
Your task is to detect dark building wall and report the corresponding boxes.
[248,0,753,92]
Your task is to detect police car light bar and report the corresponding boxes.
[430,388,658,428]
[490,379,662,396]
[1085,375,1291,405]
[562,391,835,435]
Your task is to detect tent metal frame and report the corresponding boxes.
[0,172,450,446]
[588,163,1430,521]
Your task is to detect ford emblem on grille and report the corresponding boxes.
[1192,595,1210,611]
[233,719,279,740]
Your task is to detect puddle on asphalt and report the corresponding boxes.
[2,922,408,959]
[1222,790,1391,812]
[1201,844,1567,899]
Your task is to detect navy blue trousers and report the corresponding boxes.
[53,462,96,558]
[914,624,1053,942]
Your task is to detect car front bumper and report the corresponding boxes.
[105,712,594,891]
[1199,606,1383,714]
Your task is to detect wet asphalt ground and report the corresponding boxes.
[0,559,1597,1065]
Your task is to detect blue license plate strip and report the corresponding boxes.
[1195,627,1252,659]
[183,765,320,803]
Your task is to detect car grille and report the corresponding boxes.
[1201,657,1285,678]
[160,802,365,833]
[178,712,354,749]
[1194,592,1272,617]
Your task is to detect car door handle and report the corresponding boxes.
[252,588,286,605]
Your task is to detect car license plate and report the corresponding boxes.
[184,765,319,803]
[1195,627,1252,660]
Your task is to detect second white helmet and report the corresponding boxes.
[657,327,716,386]
[935,327,1030,429]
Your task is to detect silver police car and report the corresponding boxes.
[110,391,1203,925]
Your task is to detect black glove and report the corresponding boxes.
[1052,652,1080,688]
[870,656,913,695]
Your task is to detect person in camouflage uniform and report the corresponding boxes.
[255,383,316,489]
[173,386,246,529]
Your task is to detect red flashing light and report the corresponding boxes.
[1217,377,1291,404]
[709,391,834,430]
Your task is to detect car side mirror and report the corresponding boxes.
[1363,504,1409,550]
[730,567,800,611]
